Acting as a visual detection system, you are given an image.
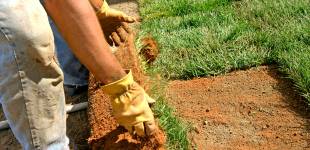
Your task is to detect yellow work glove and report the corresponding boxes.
[101,70,157,136]
[96,0,136,23]
[96,0,136,46]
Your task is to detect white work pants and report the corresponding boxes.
[0,0,69,149]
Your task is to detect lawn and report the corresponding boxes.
[138,0,309,101]
[137,0,309,149]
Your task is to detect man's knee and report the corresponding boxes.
[0,0,55,66]
[19,13,55,66]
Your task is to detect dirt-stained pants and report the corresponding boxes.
[0,0,69,149]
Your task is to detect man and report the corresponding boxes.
[0,0,156,149]
[53,0,136,95]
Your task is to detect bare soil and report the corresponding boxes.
[167,66,310,150]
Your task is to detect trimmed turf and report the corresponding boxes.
[143,77,190,150]
[138,0,310,102]
[153,95,190,150]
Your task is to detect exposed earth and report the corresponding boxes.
[167,66,310,150]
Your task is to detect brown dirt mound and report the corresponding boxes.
[87,31,165,150]
[167,66,310,149]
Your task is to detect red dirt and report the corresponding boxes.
[87,28,165,150]
[140,36,159,64]
[114,32,147,87]
[167,66,310,149]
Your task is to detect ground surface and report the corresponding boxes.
[167,66,310,149]
[0,107,21,149]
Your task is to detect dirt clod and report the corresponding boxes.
[139,36,159,64]
[203,121,208,126]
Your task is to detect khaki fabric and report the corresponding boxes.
[0,0,69,149]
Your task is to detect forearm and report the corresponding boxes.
[44,0,126,84]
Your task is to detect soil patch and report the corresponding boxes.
[167,66,310,149]
[65,89,90,149]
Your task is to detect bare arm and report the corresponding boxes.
[44,0,158,137]
[44,0,126,84]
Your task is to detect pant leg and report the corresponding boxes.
[50,20,89,87]
[0,0,69,149]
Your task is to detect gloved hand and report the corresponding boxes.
[96,0,136,23]
[101,70,157,136]
[96,0,136,46]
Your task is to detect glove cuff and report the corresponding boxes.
[101,70,134,95]
[96,0,110,18]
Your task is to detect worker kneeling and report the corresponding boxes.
[0,0,156,149]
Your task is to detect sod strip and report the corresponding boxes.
[138,0,310,102]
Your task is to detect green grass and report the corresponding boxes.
[138,0,310,103]
[144,77,190,150]
[136,42,190,149]
[137,0,309,149]
[153,96,190,150]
